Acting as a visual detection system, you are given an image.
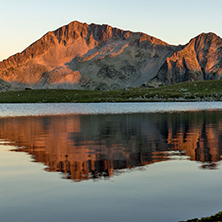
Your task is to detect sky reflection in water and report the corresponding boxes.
[1,111,222,222]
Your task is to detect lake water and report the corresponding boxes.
[1,102,222,222]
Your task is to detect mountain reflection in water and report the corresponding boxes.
[0,112,222,181]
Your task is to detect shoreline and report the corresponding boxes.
[1,80,222,103]
[181,211,222,222]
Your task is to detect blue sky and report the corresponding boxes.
[0,0,221,61]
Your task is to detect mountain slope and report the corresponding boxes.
[0,21,221,90]
[151,32,222,85]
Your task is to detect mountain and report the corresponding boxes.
[0,21,221,90]
[151,32,222,85]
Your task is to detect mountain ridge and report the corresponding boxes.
[0,21,221,90]
[152,32,222,86]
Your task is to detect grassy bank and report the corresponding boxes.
[1,80,222,103]
[181,211,222,222]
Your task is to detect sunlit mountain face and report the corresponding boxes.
[0,112,222,182]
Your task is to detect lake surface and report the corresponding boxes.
[1,102,222,222]
[1,101,222,117]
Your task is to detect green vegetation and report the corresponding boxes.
[181,211,222,222]
[1,79,222,103]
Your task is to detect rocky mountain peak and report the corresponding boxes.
[152,32,222,85]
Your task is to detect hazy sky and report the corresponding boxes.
[0,0,221,61]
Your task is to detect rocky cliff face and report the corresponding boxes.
[0,21,221,90]
[151,33,222,85]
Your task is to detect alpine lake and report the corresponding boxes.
[1,102,222,222]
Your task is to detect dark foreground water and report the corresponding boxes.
[1,103,222,222]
